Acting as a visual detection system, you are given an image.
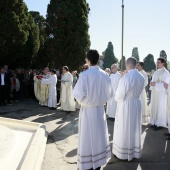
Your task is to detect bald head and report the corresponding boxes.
[126,57,137,70]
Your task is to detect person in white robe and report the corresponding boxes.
[34,68,50,106]
[60,66,75,112]
[150,58,170,130]
[136,62,149,124]
[164,80,170,140]
[73,50,112,170]
[41,69,57,110]
[106,64,121,118]
[112,57,144,161]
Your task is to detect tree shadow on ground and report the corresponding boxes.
[32,108,79,143]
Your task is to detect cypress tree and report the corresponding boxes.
[0,0,40,68]
[46,0,90,70]
[120,56,126,71]
[103,42,118,69]
[132,47,139,61]
[143,54,156,72]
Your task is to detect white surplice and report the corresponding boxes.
[112,69,144,161]
[41,74,57,108]
[167,81,170,133]
[106,71,121,118]
[139,70,148,123]
[60,72,75,111]
[150,67,170,127]
[73,66,112,170]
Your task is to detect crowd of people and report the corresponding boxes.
[0,66,60,106]
[1,51,170,170]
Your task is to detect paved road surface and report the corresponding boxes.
[0,99,170,170]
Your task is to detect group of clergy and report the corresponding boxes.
[106,57,170,140]
[33,52,170,170]
[34,66,75,112]
[73,49,170,170]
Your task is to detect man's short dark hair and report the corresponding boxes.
[86,50,99,65]
[51,69,56,74]
[63,66,69,71]
[126,57,137,67]
[137,62,144,68]
[157,57,165,63]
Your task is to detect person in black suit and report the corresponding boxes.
[0,67,11,106]
[4,65,12,104]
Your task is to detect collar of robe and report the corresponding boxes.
[90,66,99,69]
[157,67,165,72]
[127,68,136,73]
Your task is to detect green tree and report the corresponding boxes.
[29,11,47,68]
[0,0,40,68]
[120,56,126,71]
[160,50,167,68]
[143,54,156,72]
[19,13,40,68]
[103,42,118,69]
[132,47,139,61]
[46,0,90,70]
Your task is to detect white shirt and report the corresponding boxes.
[1,74,5,85]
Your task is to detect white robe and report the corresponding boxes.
[42,74,57,108]
[60,72,75,111]
[73,66,112,170]
[106,71,121,118]
[167,81,170,133]
[139,70,148,123]
[112,69,144,161]
[34,76,49,106]
[150,67,170,127]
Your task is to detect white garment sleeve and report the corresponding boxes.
[144,74,148,87]
[155,82,165,92]
[115,77,128,102]
[114,75,121,93]
[42,77,52,84]
[163,73,170,84]
[73,75,87,104]
[65,74,73,87]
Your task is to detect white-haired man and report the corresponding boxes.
[106,64,121,119]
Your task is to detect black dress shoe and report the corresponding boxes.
[166,136,170,140]
[153,126,163,130]
[65,111,71,114]
[164,133,170,136]
[50,107,56,110]
[107,117,115,121]
[150,125,156,128]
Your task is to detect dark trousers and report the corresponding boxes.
[57,89,60,103]
[6,85,11,103]
[12,89,18,100]
[148,90,151,102]
[87,167,101,170]
[0,85,7,104]
[18,85,24,99]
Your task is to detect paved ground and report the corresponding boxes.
[0,99,170,170]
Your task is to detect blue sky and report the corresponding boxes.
[24,0,170,61]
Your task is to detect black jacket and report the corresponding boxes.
[0,73,11,86]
